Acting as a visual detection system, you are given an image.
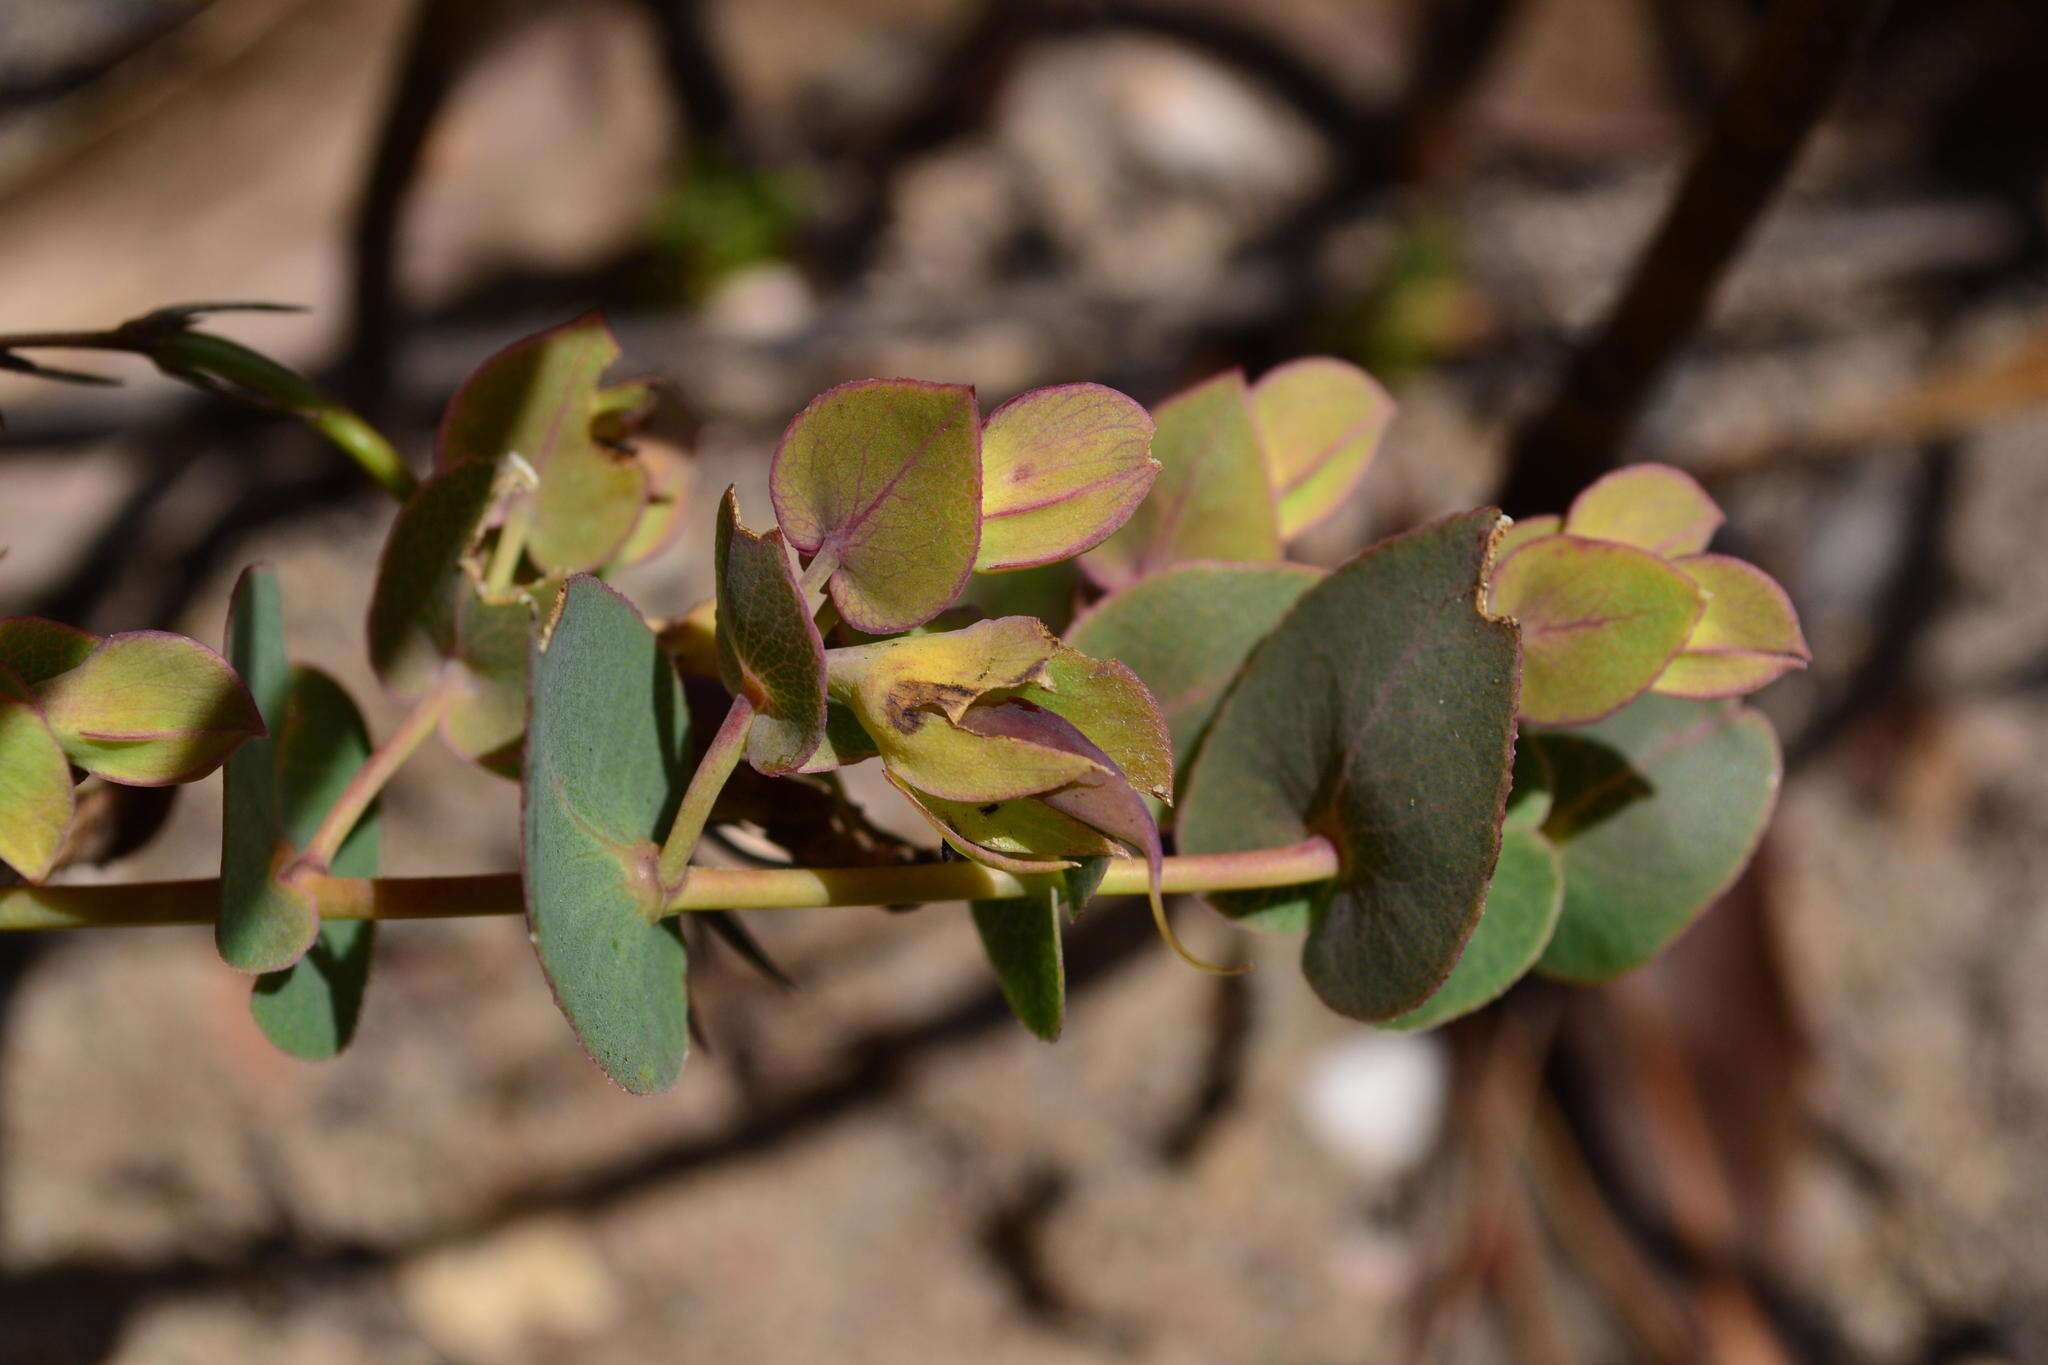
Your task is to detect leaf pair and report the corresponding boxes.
[1081,358,1394,586]
[1489,465,1808,726]
[0,617,262,880]
[220,568,381,1059]
[768,379,1159,635]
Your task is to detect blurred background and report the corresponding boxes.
[2,0,2046,1359]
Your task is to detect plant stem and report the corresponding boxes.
[483,506,532,594]
[797,542,840,596]
[654,693,756,892]
[0,838,1340,931]
[292,675,459,874]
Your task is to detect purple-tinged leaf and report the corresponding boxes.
[1251,357,1395,539]
[1081,371,1281,587]
[0,661,76,882]
[37,630,264,786]
[0,617,98,686]
[975,383,1157,572]
[1488,533,1703,726]
[770,378,981,633]
[1652,553,1810,699]
[1564,464,1723,557]
[715,487,826,775]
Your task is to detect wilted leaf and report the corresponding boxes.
[524,576,694,1094]
[0,662,75,882]
[436,313,650,574]
[248,667,381,1060]
[1380,827,1562,1031]
[1564,464,1723,557]
[1489,534,1702,726]
[38,631,263,786]
[770,378,981,633]
[1652,554,1810,699]
[1251,357,1394,538]
[715,488,826,775]
[1009,647,1173,801]
[1066,562,1319,773]
[1179,510,1519,1021]
[975,383,1157,572]
[1082,372,1281,586]
[1533,694,1780,981]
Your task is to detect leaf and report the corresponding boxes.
[975,383,1157,572]
[831,617,1093,803]
[1081,371,1282,586]
[1563,464,1723,557]
[37,631,264,786]
[366,460,541,776]
[606,435,694,569]
[1489,534,1703,726]
[1380,828,1563,1030]
[1251,357,1395,538]
[1532,694,1781,981]
[959,560,1080,634]
[1652,554,1810,699]
[1010,647,1173,801]
[249,667,381,1060]
[218,567,320,973]
[1178,509,1519,1022]
[436,313,650,574]
[970,860,1108,1042]
[0,617,98,686]
[523,575,694,1094]
[770,378,982,633]
[714,488,827,775]
[1066,562,1319,773]
[0,662,76,882]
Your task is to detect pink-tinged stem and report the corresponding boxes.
[0,838,1340,930]
[292,674,459,874]
[796,542,840,597]
[654,693,756,892]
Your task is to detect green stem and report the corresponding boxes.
[290,675,458,874]
[484,506,532,594]
[654,694,756,892]
[0,838,1340,931]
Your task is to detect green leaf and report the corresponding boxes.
[606,435,693,570]
[1533,694,1780,981]
[1380,828,1563,1030]
[1179,509,1519,1021]
[249,667,381,1060]
[523,575,694,1094]
[1010,646,1173,801]
[1652,553,1810,699]
[970,861,1107,1042]
[0,617,98,686]
[1081,371,1282,586]
[1492,514,1562,565]
[714,487,826,775]
[1563,464,1723,557]
[0,661,76,882]
[959,560,1079,634]
[1251,357,1395,539]
[218,567,320,973]
[975,383,1157,572]
[436,313,650,574]
[366,460,541,776]
[37,631,263,786]
[770,378,982,633]
[1489,534,1703,726]
[1065,562,1320,773]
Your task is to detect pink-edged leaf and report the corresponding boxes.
[1081,371,1281,586]
[1652,553,1810,699]
[36,631,265,785]
[715,487,827,775]
[1489,534,1703,727]
[771,378,982,633]
[1251,357,1395,538]
[975,383,1157,572]
[0,661,76,882]
[1564,464,1723,557]
[1492,513,1563,565]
